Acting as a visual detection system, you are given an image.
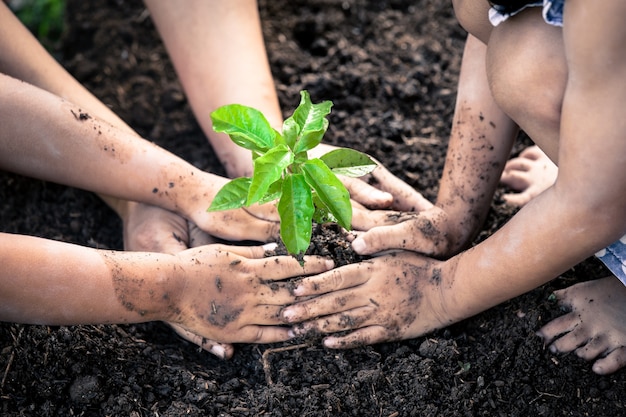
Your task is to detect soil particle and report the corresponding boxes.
[0,0,623,416]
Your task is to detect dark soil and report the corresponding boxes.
[1,1,624,416]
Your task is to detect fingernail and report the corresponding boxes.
[282,308,295,322]
[210,344,226,359]
[287,329,296,339]
[325,259,335,269]
[262,242,278,251]
[323,337,336,348]
[351,238,366,254]
[292,285,304,296]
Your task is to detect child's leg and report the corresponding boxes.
[488,8,626,375]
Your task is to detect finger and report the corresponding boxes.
[502,191,533,207]
[351,207,409,231]
[245,203,280,222]
[518,145,544,160]
[592,348,626,375]
[502,158,532,174]
[369,167,433,212]
[500,170,531,190]
[339,175,394,209]
[237,325,292,344]
[323,326,392,349]
[209,242,277,259]
[249,254,335,280]
[290,305,375,335]
[168,323,234,359]
[290,263,371,296]
[282,288,371,323]
[351,222,440,256]
[206,209,280,242]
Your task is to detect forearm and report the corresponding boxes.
[0,3,150,217]
[436,35,518,251]
[444,186,626,322]
[0,74,222,219]
[0,232,177,325]
[145,0,281,177]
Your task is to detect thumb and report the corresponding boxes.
[351,224,411,255]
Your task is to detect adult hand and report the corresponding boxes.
[280,251,453,348]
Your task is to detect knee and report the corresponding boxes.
[452,0,492,42]
[487,39,563,131]
[490,61,561,131]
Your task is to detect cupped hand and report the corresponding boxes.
[169,244,335,345]
[280,251,454,348]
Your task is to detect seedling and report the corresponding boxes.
[208,90,377,256]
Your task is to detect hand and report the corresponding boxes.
[280,251,453,348]
[350,205,458,259]
[122,201,239,358]
[313,144,433,212]
[168,244,335,345]
[190,201,281,244]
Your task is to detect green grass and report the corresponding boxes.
[9,0,66,50]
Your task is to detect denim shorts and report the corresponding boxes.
[596,236,626,285]
[489,0,564,27]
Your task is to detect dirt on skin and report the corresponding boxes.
[1,1,625,416]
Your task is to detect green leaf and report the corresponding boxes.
[320,148,377,177]
[282,90,333,155]
[301,158,351,230]
[207,177,251,211]
[211,104,276,153]
[257,178,283,205]
[247,144,293,205]
[278,174,315,255]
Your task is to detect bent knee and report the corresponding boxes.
[452,0,492,43]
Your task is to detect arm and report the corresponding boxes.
[0,74,279,243]
[351,35,518,257]
[280,2,626,348]
[144,0,432,213]
[144,0,280,178]
[0,232,333,343]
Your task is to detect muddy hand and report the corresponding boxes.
[281,251,452,349]
[121,202,234,358]
[191,202,281,244]
[169,244,335,345]
[350,206,456,258]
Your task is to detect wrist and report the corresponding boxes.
[105,251,182,322]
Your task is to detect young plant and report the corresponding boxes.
[208,90,377,256]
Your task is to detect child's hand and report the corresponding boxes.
[281,251,454,348]
[349,206,458,258]
[166,244,335,345]
[121,202,238,358]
